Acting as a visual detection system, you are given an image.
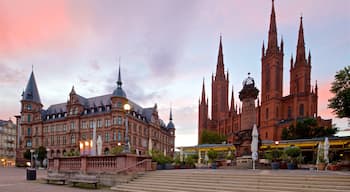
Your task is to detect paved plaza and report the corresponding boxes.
[0,167,112,192]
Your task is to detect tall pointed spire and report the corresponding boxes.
[216,35,225,79]
[169,107,173,121]
[112,65,127,97]
[22,70,41,104]
[230,86,235,112]
[201,78,206,103]
[296,16,306,64]
[117,64,122,87]
[167,106,175,129]
[267,0,278,53]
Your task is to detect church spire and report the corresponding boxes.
[216,35,225,79]
[201,78,206,103]
[230,86,235,112]
[267,0,278,53]
[22,70,41,104]
[296,16,306,64]
[112,65,127,97]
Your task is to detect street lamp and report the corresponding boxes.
[123,103,131,153]
[30,149,35,168]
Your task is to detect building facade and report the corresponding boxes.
[198,0,331,155]
[16,67,175,165]
[0,120,16,166]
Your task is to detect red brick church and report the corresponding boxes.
[198,0,331,155]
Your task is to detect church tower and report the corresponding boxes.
[198,79,208,143]
[260,0,284,140]
[290,16,311,95]
[211,36,229,122]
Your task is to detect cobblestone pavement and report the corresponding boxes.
[0,167,112,192]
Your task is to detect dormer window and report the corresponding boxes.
[106,106,110,111]
[53,115,56,119]
[99,107,102,112]
[91,108,95,113]
[84,110,88,115]
[47,116,49,120]
[64,113,67,117]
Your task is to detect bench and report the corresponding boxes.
[69,174,99,189]
[44,172,66,185]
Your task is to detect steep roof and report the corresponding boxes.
[22,71,41,104]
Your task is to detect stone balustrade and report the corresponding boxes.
[48,154,152,174]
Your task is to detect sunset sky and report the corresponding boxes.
[0,0,349,147]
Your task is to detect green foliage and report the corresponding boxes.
[328,66,350,118]
[36,146,47,161]
[284,146,301,158]
[185,155,195,166]
[65,150,79,157]
[200,130,227,144]
[111,146,123,155]
[151,150,172,165]
[264,149,282,162]
[281,118,337,140]
[207,149,218,162]
[23,149,31,160]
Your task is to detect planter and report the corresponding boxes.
[151,162,157,171]
[317,163,326,170]
[327,164,339,171]
[287,162,295,170]
[271,162,280,170]
[211,162,217,169]
[157,164,165,170]
[165,163,174,170]
[280,161,287,169]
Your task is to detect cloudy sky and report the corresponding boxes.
[0,0,349,147]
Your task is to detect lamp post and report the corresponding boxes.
[123,103,131,153]
[30,149,35,168]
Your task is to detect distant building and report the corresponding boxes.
[0,119,16,166]
[198,0,331,155]
[16,66,175,165]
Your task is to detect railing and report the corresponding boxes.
[115,158,152,174]
[48,154,152,174]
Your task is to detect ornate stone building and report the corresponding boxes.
[0,119,16,166]
[198,0,331,155]
[16,67,175,165]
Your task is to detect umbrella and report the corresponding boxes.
[148,137,152,156]
[324,137,330,164]
[251,124,259,170]
[316,142,322,165]
[97,135,102,156]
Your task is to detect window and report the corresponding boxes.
[56,136,60,145]
[265,108,269,120]
[144,128,148,136]
[35,138,38,146]
[118,131,122,141]
[97,119,102,128]
[105,132,109,142]
[35,127,38,135]
[71,135,75,144]
[45,138,48,146]
[44,126,48,133]
[265,132,268,139]
[117,116,122,125]
[50,125,54,133]
[113,131,117,141]
[27,127,31,136]
[82,133,86,140]
[27,114,31,122]
[51,135,54,145]
[82,121,87,129]
[105,119,111,127]
[133,123,137,133]
[113,117,117,125]
[299,104,304,116]
[266,67,270,91]
[117,102,122,108]
[276,107,279,119]
[89,120,94,129]
[70,121,75,130]
[63,124,67,132]
[62,136,66,145]
[27,104,32,110]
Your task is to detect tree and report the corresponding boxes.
[328,66,350,118]
[36,146,47,162]
[23,149,31,160]
[200,130,227,144]
[281,118,337,140]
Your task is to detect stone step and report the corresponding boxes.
[142,174,350,183]
[114,182,350,192]
[130,178,350,190]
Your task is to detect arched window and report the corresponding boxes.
[265,132,268,139]
[287,106,292,119]
[266,108,269,120]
